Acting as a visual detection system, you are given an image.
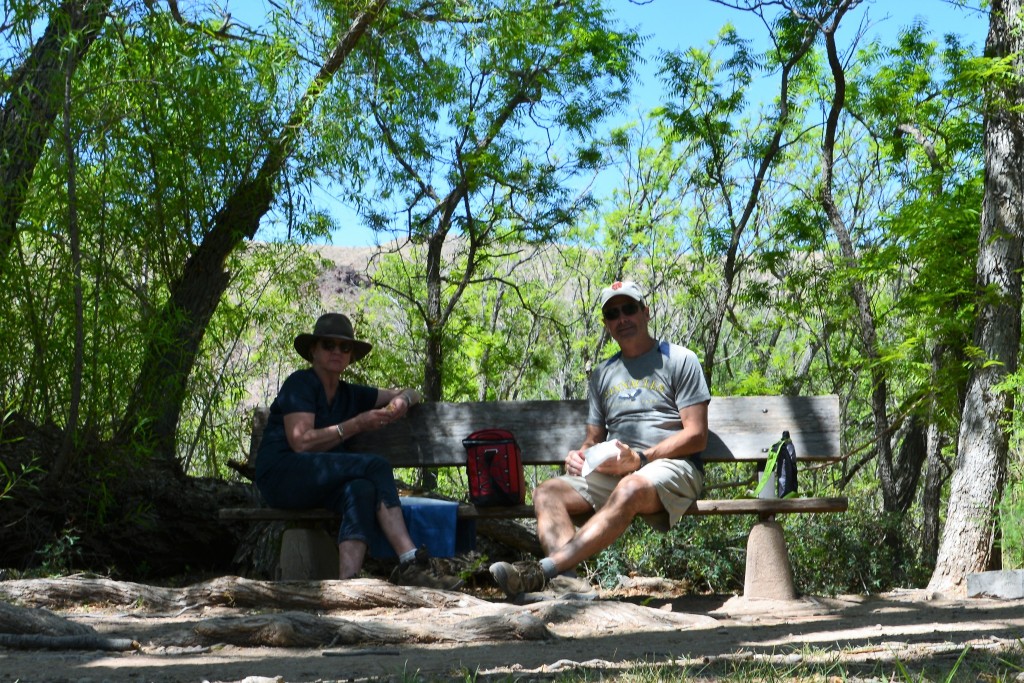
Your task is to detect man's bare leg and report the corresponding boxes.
[490,475,665,596]
[533,478,594,555]
[545,475,663,573]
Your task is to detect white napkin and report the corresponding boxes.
[581,440,621,476]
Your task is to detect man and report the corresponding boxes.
[489,281,711,597]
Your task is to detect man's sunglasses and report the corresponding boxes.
[320,339,353,353]
[602,302,641,320]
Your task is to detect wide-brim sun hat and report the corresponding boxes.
[599,281,646,309]
[293,313,373,363]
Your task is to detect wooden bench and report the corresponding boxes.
[220,395,847,599]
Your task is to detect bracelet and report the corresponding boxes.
[335,423,345,439]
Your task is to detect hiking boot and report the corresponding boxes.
[391,548,464,591]
[489,560,547,597]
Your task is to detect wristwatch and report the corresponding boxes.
[636,449,648,469]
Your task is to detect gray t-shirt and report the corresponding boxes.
[587,339,711,468]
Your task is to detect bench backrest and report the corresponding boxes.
[249,395,841,469]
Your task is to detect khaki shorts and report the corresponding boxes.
[562,457,704,532]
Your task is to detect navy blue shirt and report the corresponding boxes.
[259,368,378,456]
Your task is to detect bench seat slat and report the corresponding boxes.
[219,496,848,523]
[454,497,849,518]
[687,496,848,516]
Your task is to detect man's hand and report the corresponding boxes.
[594,440,645,476]
[565,449,586,477]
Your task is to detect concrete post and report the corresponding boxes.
[743,518,797,600]
[278,528,339,580]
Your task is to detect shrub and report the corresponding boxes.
[785,505,929,594]
[585,501,931,596]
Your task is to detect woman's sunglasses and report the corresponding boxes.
[320,339,353,353]
[602,302,641,320]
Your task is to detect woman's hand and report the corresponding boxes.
[374,388,418,421]
[385,393,410,419]
[360,406,398,432]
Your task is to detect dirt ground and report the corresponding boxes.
[1,579,1023,683]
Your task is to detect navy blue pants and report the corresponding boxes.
[256,448,401,545]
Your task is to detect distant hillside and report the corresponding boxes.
[311,244,377,304]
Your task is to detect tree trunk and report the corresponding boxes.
[928,0,1024,595]
[920,409,950,569]
[117,1,389,467]
[423,226,449,402]
[0,0,110,275]
[699,12,821,384]
[818,5,901,518]
[53,49,87,481]
[892,417,927,514]
[921,343,959,569]
[410,74,540,404]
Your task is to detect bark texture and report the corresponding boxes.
[928,0,1024,595]
[0,0,110,273]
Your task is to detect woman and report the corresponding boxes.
[255,312,461,589]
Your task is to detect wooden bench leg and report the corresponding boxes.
[278,528,339,581]
[743,518,797,600]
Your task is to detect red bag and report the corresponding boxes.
[462,429,525,506]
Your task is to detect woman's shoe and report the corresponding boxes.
[391,547,464,590]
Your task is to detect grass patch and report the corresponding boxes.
[403,642,1024,682]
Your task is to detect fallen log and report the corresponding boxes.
[0,575,487,612]
[193,607,553,647]
[0,633,138,651]
[0,599,94,636]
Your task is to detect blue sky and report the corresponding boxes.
[233,1,990,246]
[616,0,988,117]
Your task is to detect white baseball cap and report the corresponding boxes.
[599,281,646,308]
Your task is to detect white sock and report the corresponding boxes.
[399,549,417,564]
